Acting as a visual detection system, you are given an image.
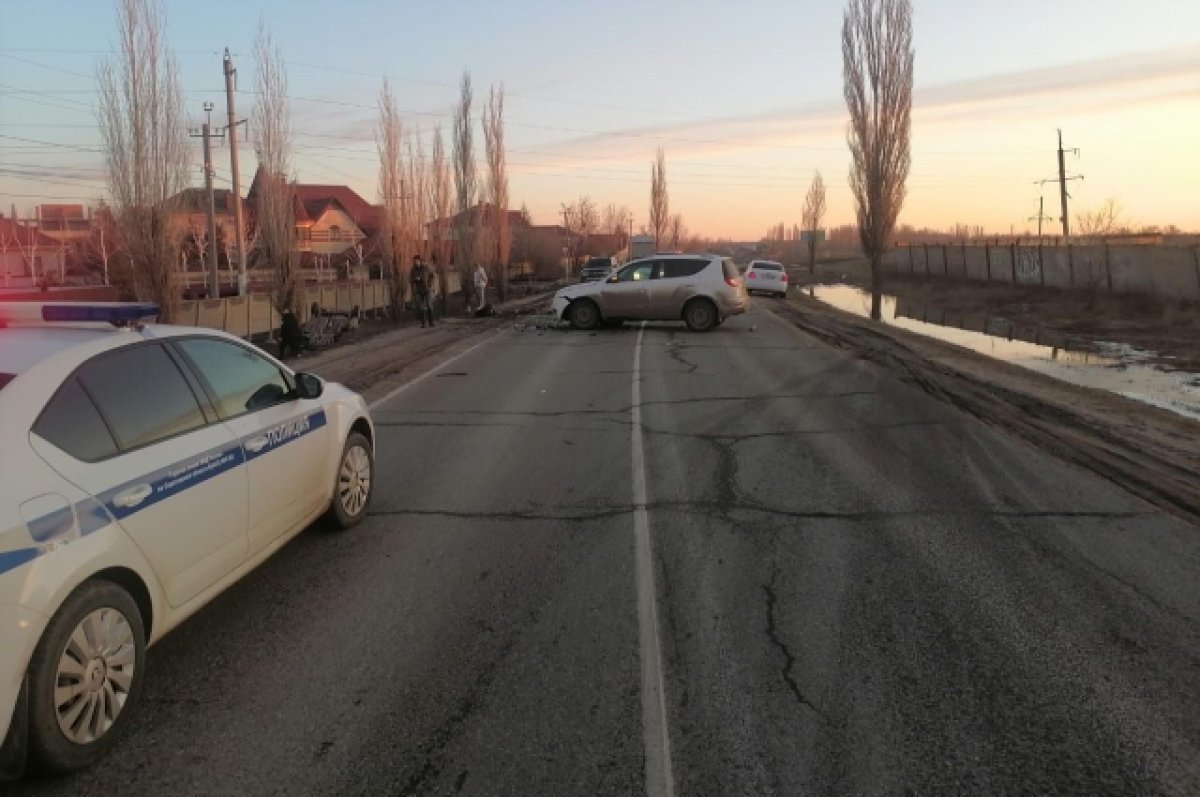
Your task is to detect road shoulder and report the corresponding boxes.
[764,295,1200,526]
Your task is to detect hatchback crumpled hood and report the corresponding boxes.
[554,282,606,301]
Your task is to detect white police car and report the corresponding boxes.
[0,302,375,778]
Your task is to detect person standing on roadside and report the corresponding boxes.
[473,263,489,313]
[410,254,435,328]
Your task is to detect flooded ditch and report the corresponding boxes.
[805,285,1200,421]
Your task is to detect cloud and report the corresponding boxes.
[532,44,1200,162]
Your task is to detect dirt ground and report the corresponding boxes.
[794,258,1200,370]
[285,288,554,404]
[768,293,1200,527]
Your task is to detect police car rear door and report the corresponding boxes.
[29,341,250,608]
[171,337,331,558]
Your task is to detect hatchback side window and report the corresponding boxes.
[662,259,709,279]
[175,338,292,418]
[33,377,120,462]
[77,344,207,451]
[618,262,655,282]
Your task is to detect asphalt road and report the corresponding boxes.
[15,303,1200,795]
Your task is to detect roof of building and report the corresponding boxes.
[429,202,528,230]
[0,216,61,248]
[294,184,380,232]
[37,204,86,221]
[171,188,241,215]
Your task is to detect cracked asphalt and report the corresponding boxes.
[15,304,1200,795]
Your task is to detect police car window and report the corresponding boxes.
[33,377,120,462]
[176,338,291,418]
[77,344,206,451]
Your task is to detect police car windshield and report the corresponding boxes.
[0,373,13,390]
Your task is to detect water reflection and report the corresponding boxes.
[806,285,1200,421]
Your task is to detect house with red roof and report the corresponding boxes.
[0,214,67,288]
[247,168,386,272]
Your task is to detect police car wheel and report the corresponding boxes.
[26,581,146,774]
[327,432,373,529]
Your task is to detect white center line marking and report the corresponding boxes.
[631,322,676,797]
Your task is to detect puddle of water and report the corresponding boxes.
[806,285,1200,422]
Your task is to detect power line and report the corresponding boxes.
[0,52,94,80]
[0,133,102,152]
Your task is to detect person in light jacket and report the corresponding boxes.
[473,264,489,312]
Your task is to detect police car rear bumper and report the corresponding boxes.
[0,603,45,770]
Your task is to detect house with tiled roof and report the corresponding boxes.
[247,168,380,266]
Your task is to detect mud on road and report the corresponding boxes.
[766,295,1200,528]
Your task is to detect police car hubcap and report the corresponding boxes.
[339,445,371,516]
[55,608,136,745]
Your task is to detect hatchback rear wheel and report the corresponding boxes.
[683,298,718,332]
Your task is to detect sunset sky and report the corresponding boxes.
[1,0,1197,239]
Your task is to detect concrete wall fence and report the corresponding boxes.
[884,243,1200,301]
[176,277,453,339]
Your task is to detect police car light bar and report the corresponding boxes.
[0,302,160,327]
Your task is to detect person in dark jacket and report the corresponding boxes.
[410,254,435,327]
[279,309,306,359]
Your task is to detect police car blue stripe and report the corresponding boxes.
[3,408,332,576]
[0,547,39,576]
[99,443,247,522]
[26,505,75,544]
[76,496,112,537]
[242,409,327,462]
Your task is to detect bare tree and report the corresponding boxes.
[601,202,632,252]
[843,0,913,319]
[377,77,407,315]
[251,21,296,313]
[482,83,510,302]
[1075,198,1126,238]
[650,147,668,250]
[429,125,452,312]
[453,70,478,305]
[802,170,827,274]
[97,0,189,320]
[576,194,597,256]
[667,213,687,249]
[560,200,578,279]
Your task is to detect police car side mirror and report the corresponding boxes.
[294,372,324,400]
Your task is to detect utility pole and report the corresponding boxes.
[224,48,248,295]
[628,216,633,262]
[190,102,224,299]
[1037,130,1082,241]
[1028,196,1053,238]
[1055,129,1083,239]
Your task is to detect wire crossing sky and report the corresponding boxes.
[0,0,1197,237]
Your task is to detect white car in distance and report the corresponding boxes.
[744,260,789,298]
